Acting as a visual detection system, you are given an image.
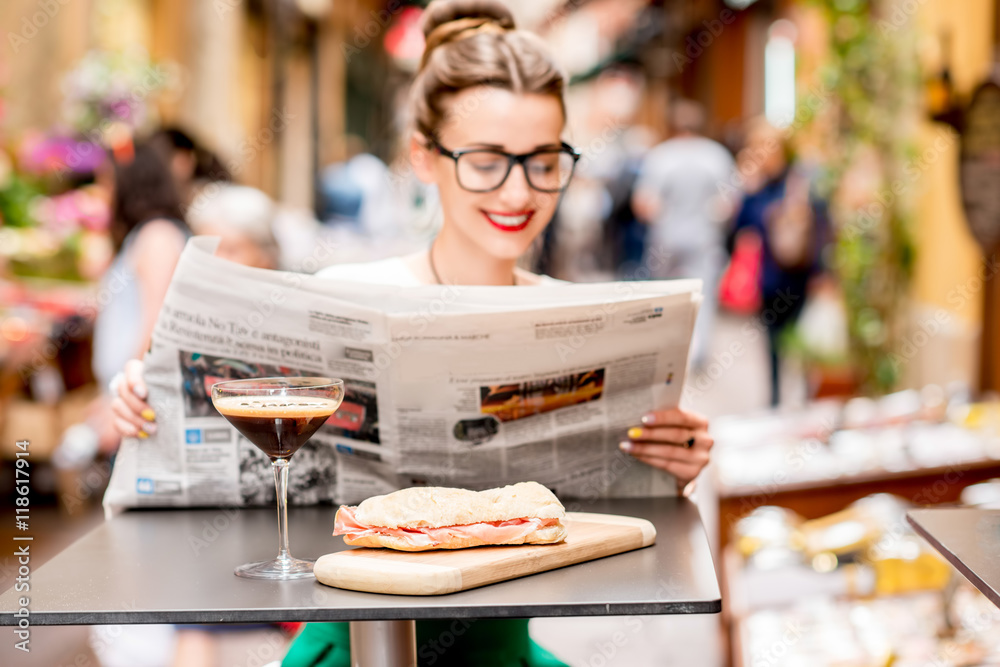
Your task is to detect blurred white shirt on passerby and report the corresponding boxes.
[634,134,736,253]
[632,100,738,370]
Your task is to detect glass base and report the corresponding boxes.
[234,556,315,580]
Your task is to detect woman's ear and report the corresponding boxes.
[409,132,435,184]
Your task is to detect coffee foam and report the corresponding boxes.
[213,394,339,418]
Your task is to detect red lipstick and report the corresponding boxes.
[481,210,534,233]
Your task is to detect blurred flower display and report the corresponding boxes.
[0,48,165,282]
[0,190,111,282]
[0,139,111,281]
[0,161,42,229]
[33,186,110,235]
[17,131,104,179]
[60,48,171,135]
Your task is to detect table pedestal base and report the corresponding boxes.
[350,620,416,667]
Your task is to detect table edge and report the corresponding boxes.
[0,599,722,626]
[906,509,1000,609]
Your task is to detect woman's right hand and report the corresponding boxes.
[109,359,157,439]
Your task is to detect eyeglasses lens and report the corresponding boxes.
[456,150,576,192]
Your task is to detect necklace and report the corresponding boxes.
[428,241,517,286]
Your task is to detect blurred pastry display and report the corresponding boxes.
[731,493,1000,666]
[714,385,1000,494]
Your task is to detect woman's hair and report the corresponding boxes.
[412,0,567,141]
[110,142,187,253]
[150,126,233,184]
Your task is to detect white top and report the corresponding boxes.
[635,136,736,251]
[315,252,563,286]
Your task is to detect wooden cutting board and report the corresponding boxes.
[313,512,655,596]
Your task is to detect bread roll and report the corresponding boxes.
[334,481,567,551]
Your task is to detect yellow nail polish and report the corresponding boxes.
[137,431,149,439]
[141,409,156,422]
[628,427,643,440]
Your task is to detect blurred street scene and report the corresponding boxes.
[3,0,1000,665]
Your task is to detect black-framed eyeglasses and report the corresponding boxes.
[429,139,581,193]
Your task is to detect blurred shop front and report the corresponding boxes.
[691,0,1000,664]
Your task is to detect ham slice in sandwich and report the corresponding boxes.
[333,481,567,552]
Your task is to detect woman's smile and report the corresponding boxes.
[482,208,534,232]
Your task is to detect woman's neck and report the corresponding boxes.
[430,224,518,286]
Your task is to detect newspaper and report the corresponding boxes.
[104,237,702,513]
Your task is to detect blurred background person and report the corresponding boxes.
[542,67,653,282]
[55,140,189,471]
[95,140,190,399]
[632,99,737,370]
[728,118,830,406]
[55,154,280,469]
[150,126,233,208]
[318,133,400,239]
[187,184,281,271]
[318,134,367,225]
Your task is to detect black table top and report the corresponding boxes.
[0,497,720,625]
[907,508,1000,608]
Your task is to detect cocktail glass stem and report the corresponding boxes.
[273,458,292,566]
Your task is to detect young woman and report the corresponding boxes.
[109,2,713,664]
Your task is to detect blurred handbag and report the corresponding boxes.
[719,229,763,314]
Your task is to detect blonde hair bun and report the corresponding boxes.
[412,0,566,140]
[422,0,516,39]
[420,0,516,68]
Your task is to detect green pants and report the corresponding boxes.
[282,619,568,667]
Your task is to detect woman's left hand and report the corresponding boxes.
[620,407,713,493]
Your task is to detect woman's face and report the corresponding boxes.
[412,87,566,261]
